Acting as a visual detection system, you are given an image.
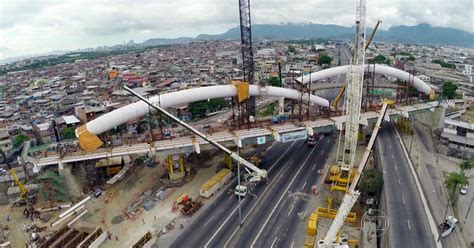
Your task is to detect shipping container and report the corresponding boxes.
[199,179,219,198]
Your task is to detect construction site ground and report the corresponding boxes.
[294,134,372,247]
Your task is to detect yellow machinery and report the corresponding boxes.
[331,20,382,112]
[10,168,36,207]
[168,154,185,181]
[11,168,27,199]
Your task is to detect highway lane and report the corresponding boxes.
[378,122,435,248]
[251,135,335,248]
[170,140,302,248]
[221,135,333,247]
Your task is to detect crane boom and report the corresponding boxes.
[319,0,367,246]
[11,168,28,198]
[341,0,366,173]
[123,86,267,181]
[331,19,381,110]
[320,101,390,247]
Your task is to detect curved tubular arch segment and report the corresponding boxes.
[298,64,433,95]
[77,85,330,145]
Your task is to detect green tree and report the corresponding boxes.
[189,100,209,118]
[407,55,415,61]
[442,81,458,99]
[208,98,229,111]
[61,127,76,140]
[269,76,282,87]
[445,172,469,204]
[432,59,455,69]
[287,45,296,54]
[460,159,474,172]
[358,169,384,200]
[231,58,237,65]
[13,134,29,148]
[319,54,332,66]
[373,54,386,64]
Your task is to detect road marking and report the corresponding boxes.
[320,150,324,155]
[218,141,299,247]
[288,205,295,216]
[312,163,317,171]
[250,145,316,247]
[302,181,307,190]
[391,154,394,159]
[395,165,398,171]
[407,219,412,230]
[398,178,401,185]
[291,241,295,248]
[402,196,406,205]
[271,237,278,248]
[203,215,215,227]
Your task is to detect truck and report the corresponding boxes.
[199,169,231,198]
[307,134,319,146]
[235,185,248,197]
[439,216,458,238]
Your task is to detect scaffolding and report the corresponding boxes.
[363,63,376,111]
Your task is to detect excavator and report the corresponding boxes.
[331,20,382,112]
[10,168,36,207]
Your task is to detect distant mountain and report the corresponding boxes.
[194,23,474,47]
[141,37,195,46]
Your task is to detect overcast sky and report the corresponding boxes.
[1,0,473,60]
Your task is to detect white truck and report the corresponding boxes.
[235,185,248,197]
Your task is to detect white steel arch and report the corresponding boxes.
[298,64,434,95]
[82,85,330,136]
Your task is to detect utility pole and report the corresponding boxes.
[237,145,242,226]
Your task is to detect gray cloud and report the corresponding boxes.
[0,0,473,59]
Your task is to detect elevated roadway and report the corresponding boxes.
[30,101,440,169]
[378,122,436,248]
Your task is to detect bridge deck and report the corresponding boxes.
[31,101,439,168]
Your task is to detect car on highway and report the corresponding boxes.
[460,185,468,195]
[440,216,458,238]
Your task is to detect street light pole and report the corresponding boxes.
[464,196,473,224]
[237,145,242,226]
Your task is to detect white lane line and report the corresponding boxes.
[391,154,394,159]
[271,237,278,248]
[402,196,406,205]
[398,178,401,185]
[219,141,299,247]
[407,219,412,230]
[312,163,317,171]
[291,241,295,248]
[302,181,307,190]
[320,150,324,155]
[395,165,398,171]
[203,215,215,227]
[288,205,295,216]
[250,145,316,247]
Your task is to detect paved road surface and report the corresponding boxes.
[378,122,435,248]
[171,135,333,247]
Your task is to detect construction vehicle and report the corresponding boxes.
[331,19,382,112]
[10,168,36,207]
[175,194,202,216]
